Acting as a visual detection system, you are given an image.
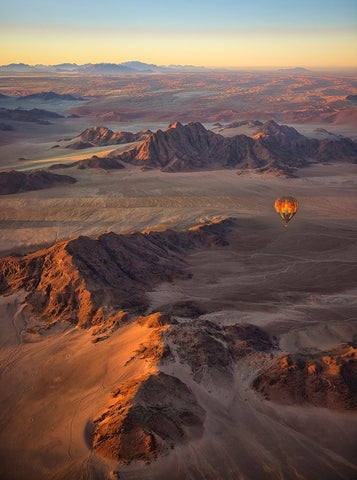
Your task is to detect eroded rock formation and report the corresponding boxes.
[252,343,357,410]
[114,120,357,174]
[67,126,152,148]
[0,219,231,327]
[93,371,205,463]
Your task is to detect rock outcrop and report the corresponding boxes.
[67,126,152,148]
[118,122,225,172]
[65,141,93,150]
[252,344,357,410]
[93,372,205,463]
[49,155,126,170]
[167,320,277,385]
[0,169,76,195]
[92,311,277,463]
[0,219,232,328]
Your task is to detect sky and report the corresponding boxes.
[0,0,356,68]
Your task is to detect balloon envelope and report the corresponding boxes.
[274,196,298,226]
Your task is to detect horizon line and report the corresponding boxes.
[0,62,357,71]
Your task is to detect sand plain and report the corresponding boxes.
[0,162,356,256]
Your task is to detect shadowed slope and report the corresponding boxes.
[93,371,205,463]
[0,219,231,328]
[0,169,76,195]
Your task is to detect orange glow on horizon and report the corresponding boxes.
[0,25,356,68]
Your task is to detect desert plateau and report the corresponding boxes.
[0,60,356,480]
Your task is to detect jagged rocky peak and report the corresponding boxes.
[165,121,184,131]
[115,120,356,174]
[72,125,152,147]
[118,121,223,172]
[79,126,115,145]
[254,120,304,140]
[165,121,211,133]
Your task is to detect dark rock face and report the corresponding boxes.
[65,141,94,150]
[0,169,76,195]
[49,155,125,170]
[252,344,357,410]
[167,320,277,385]
[157,300,207,318]
[169,323,233,384]
[93,372,205,463]
[119,122,224,171]
[116,120,357,174]
[0,220,231,327]
[74,156,125,170]
[224,323,277,360]
[346,94,357,102]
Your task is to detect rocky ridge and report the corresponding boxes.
[113,120,357,174]
[0,219,231,328]
[66,126,152,149]
[52,121,357,174]
[252,343,357,410]
[0,169,76,195]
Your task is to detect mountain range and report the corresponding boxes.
[0,62,210,74]
[66,120,357,175]
[0,62,317,75]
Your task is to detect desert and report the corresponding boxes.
[0,61,356,480]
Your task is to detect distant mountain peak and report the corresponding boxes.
[165,121,184,131]
[0,61,210,74]
[277,67,312,74]
[255,120,304,139]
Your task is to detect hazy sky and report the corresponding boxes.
[0,0,356,68]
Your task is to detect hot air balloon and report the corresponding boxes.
[274,196,298,227]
